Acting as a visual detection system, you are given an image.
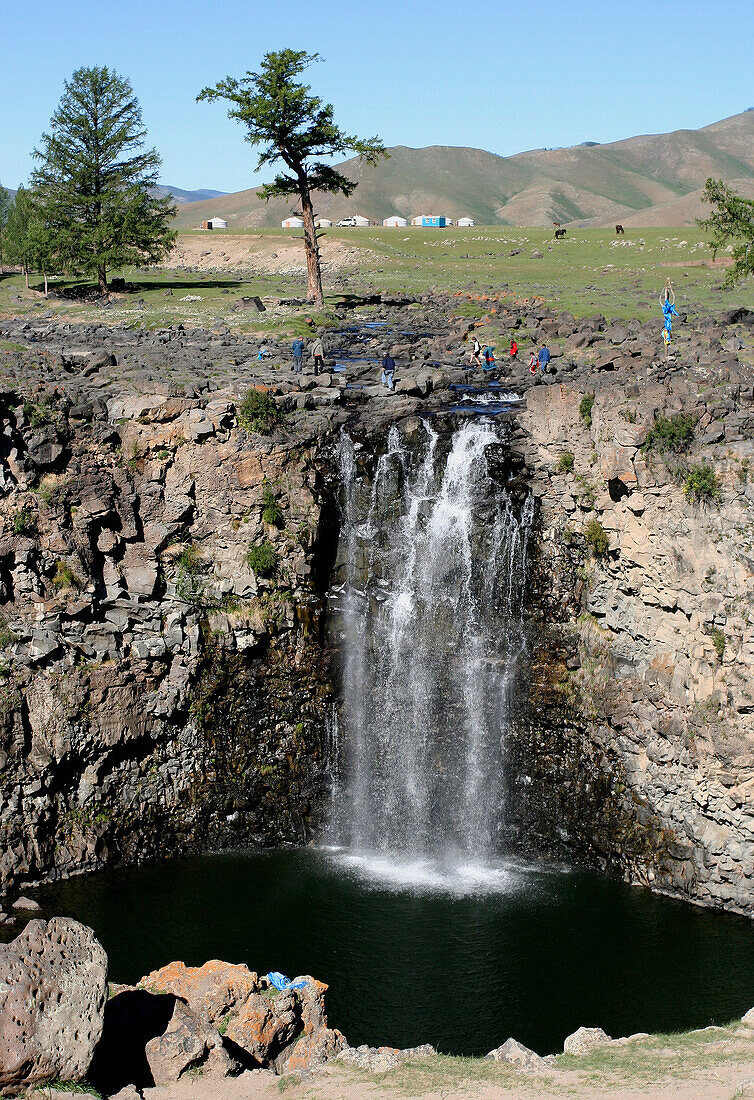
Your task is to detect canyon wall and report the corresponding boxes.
[0,298,752,917]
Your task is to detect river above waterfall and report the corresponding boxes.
[22,847,754,1057]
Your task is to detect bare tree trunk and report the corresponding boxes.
[299,184,323,307]
[98,263,107,295]
[24,263,29,290]
[43,271,48,296]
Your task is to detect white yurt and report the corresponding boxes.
[315,218,333,228]
[282,216,304,229]
[458,217,475,227]
[351,215,370,227]
[411,215,425,226]
[383,215,408,227]
[208,216,228,229]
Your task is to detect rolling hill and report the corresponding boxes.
[173,110,754,228]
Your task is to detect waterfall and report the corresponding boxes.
[329,420,533,866]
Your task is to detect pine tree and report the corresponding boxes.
[3,186,52,290]
[198,50,385,306]
[0,186,12,267]
[698,178,754,287]
[32,66,176,294]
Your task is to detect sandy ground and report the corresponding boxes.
[165,235,376,276]
[141,1033,754,1100]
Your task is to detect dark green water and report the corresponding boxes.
[21,848,754,1056]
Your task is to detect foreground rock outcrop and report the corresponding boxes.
[0,917,107,1093]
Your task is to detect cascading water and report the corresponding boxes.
[328,419,533,873]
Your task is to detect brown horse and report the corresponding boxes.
[554,228,567,239]
[615,224,625,235]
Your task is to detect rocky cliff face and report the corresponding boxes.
[0,295,752,917]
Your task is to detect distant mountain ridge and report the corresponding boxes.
[172,111,754,228]
[155,185,227,205]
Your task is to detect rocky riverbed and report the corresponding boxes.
[0,292,752,920]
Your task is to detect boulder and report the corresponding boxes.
[139,959,260,1026]
[278,1026,346,1074]
[11,896,40,911]
[225,990,298,1063]
[741,1007,754,1028]
[563,1026,612,1055]
[0,918,108,1092]
[144,998,233,1085]
[337,1043,436,1073]
[486,1037,551,1073]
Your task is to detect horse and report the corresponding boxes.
[554,228,567,239]
[615,224,625,235]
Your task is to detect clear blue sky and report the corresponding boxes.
[2,0,752,193]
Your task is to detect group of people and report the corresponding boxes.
[290,336,325,375]
[279,333,551,392]
[467,335,551,375]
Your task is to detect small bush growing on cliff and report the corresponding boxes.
[642,412,696,455]
[584,518,610,558]
[53,560,81,591]
[237,389,282,433]
[0,619,17,650]
[12,506,36,535]
[709,627,726,663]
[247,540,278,577]
[557,451,575,474]
[261,486,284,527]
[684,462,721,503]
[579,393,595,428]
[23,398,52,428]
[175,544,208,606]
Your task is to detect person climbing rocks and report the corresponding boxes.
[381,353,396,391]
[291,337,304,374]
[538,344,551,374]
[483,345,496,371]
[311,336,324,375]
[257,346,270,361]
[468,335,482,367]
[509,339,518,359]
[528,349,538,374]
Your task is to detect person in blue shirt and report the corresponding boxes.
[291,338,304,374]
[538,344,551,374]
[381,354,396,390]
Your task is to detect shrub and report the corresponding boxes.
[261,486,284,527]
[579,393,595,428]
[237,389,282,434]
[175,544,206,605]
[23,398,52,428]
[584,518,610,558]
[709,627,725,664]
[557,451,575,474]
[53,560,81,591]
[0,620,17,649]
[12,506,36,535]
[247,540,278,578]
[684,462,721,503]
[642,412,696,454]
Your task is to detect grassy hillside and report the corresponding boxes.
[173,111,754,229]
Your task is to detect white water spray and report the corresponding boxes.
[329,420,533,867]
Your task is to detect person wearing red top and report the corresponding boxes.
[509,340,518,359]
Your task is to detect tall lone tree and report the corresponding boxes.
[0,185,13,266]
[698,178,754,287]
[32,66,176,294]
[198,50,385,306]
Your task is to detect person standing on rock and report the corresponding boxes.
[538,343,551,374]
[468,335,482,368]
[509,339,518,360]
[291,337,304,374]
[381,353,396,391]
[528,349,538,374]
[311,336,324,375]
[483,344,496,371]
